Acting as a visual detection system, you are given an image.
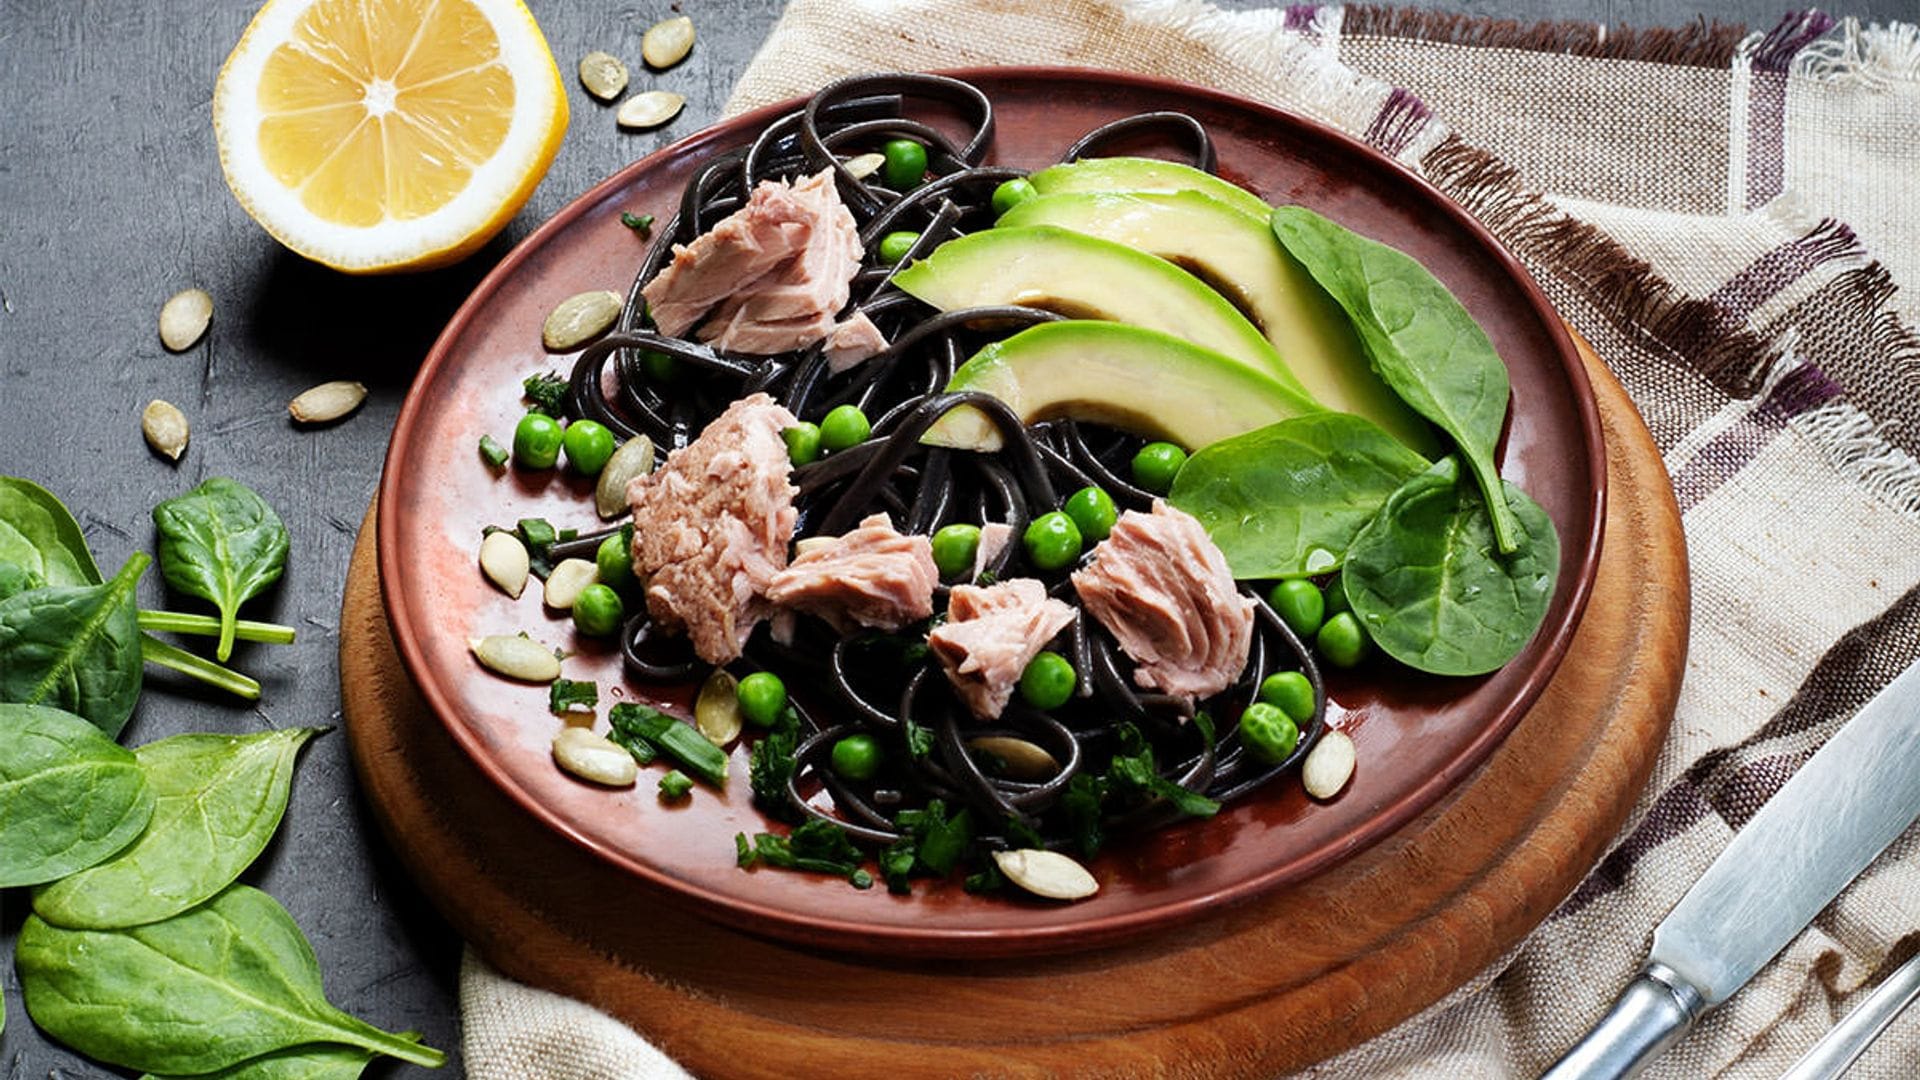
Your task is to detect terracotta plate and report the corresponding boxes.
[377,68,1605,958]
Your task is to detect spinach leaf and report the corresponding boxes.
[0,559,45,597]
[0,703,154,887]
[1269,207,1522,553]
[0,476,103,588]
[0,553,147,737]
[33,726,321,929]
[144,1043,380,1080]
[1342,457,1560,676]
[1168,413,1430,578]
[16,884,445,1074]
[152,477,290,661]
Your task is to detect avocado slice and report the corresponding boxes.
[998,191,1438,455]
[1026,157,1274,222]
[924,320,1321,452]
[893,226,1306,396]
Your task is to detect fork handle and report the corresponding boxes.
[1779,949,1920,1080]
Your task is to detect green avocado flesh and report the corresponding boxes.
[998,190,1438,456]
[1026,157,1274,222]
[924,320,1322,452]
[892,225,1306,396]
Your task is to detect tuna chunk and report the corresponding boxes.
[766,513,938,632]
[971,521,1012,582]
[641,168,882,358]
[928,579,1075,720]
[627,393,799,664]
[1071,500,1254,704]
[822,311,889,373]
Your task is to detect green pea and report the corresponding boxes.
[1023,511,1082,572]
[595,532,636,593]
[1018,651,1077,710]
[641,350,678,383]
[1258,671,1315,724]
[819,404,871,452]
[572,584,625,637]
[1316,611,1368,668]
[736,671,788,728]
[1324,573,1353,616]
[1266,579,1326,639]
[782,422,822,466]
[991,177,1038,217]
[562,419,616,475]
[1062,485,1118,543]
[1130,441,1187,494]
[512,412,564,469]
[1238,702,1300,765]
[878,230,919,264]
[831,733,883,781]
[931,523,982,578]
[880,139,928,189]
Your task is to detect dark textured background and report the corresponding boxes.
[1,1,1906,1074]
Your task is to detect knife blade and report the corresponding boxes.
[1540,658,1920,1080]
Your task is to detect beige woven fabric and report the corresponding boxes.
[465,2,1920,1076]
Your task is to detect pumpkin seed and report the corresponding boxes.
[992,849,1098,901]
[694,669,743,747]
[967,736,1059,781]
[543,558,599,610]
[616,91,685,131]
[479,531,530,598]
[842,152,886,180]
[470,634,561,683]
[1302,729,1356,800]
[552,727,638,787]
[641,15,695,68]
[287,380,367,425]
[141,400,190,462]
[542,290,624,351]
[578,51,629,100]
[158,289,213,351]
[595,435,655,518]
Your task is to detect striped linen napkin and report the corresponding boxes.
[463,2,1920,1076]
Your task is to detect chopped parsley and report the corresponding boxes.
[522,371,569,415]
[548,679,598,714]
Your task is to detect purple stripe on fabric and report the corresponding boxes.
[1668,362,1843,512]
[1662,221,1860,392]
[1283,4,1320,32]
[1745,11,1836,209]
[1362,88,1433,158]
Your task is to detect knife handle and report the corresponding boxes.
[1538,964,1709,1080]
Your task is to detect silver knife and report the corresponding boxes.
[1541,659,1920,1079]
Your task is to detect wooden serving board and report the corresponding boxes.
[340,335,1687,1077]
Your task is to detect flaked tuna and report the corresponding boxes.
[928,578,1075,720]
[822,310,889,372]
[766,513,938,632]
[640,168,888,359]
[971,521,1012,582]
[1072,500,1254,704]
[627,393,798,664]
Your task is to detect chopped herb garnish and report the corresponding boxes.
[478,434,509,469]
[737,818,872,888]
[608,726,657,765]
[513,517,560,579]
[658,770,693,801]
[1107,721,1220,819]
[748,704,802,817]
[1004,815,1046,851]
[609,702,727,786]
[1062,773,1105,858]
[620,211,655,236]
[903,716,934,758]
[522,372,569,416]
[548,679,598,714]
[963,860,1005,893]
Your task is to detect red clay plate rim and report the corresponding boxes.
[378,67,1607,956]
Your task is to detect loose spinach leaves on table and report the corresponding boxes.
[0,553,148,737]
[1168,413,1431,579]
[16,884,446,1074]
[1342,457,1560,676]
[1270,206,1522,553]
[34,727,322,929]
[143,1043,382,1080]
[152,477,291,661]
[0,703,154,888]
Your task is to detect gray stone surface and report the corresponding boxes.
[1,0,1906,1074]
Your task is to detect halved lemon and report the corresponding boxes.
[214,0,568,273]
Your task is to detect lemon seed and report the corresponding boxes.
[288,380,367,424]
[1302,730,1356,800]
[141,400,190,462]
[993,849,1099,900]
[479,531,530,599]
[595,435,655,518]
[617,91,685,130]
[159,289,213,351]
[553,727,639,786]
[542,290,623,351]
[641,16,694,69]
[578,51,629,100]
